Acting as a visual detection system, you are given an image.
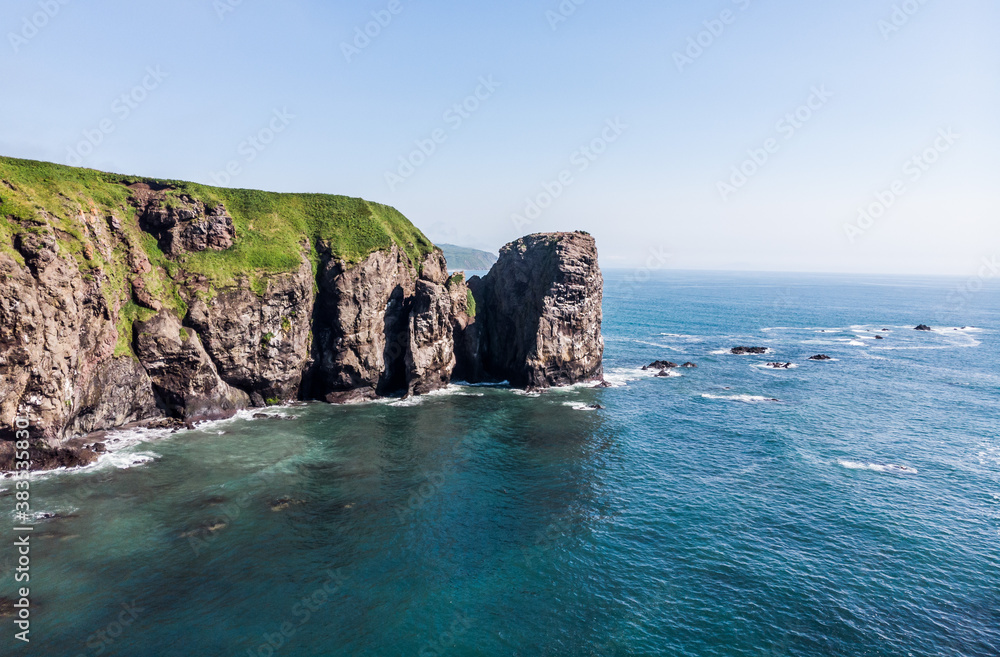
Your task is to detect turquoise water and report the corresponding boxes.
[5,271,999,656]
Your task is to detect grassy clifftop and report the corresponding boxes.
[0,155,435,283]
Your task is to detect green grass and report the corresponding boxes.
[115,302,157,358]
[0,155,434,283]
[466,289,477,317]
[0,154,436,357]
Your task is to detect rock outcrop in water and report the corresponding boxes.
[464,232,604,389]
[731,346,768,355]
[0,158,603,468]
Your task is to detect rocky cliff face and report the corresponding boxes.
[469,231,604,388]
[0,158,603,470]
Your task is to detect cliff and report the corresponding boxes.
[0,156,602,469]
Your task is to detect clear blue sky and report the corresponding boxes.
[2,0,997,274]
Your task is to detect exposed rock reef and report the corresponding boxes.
[731,346,768,355]
[0,158,603,469]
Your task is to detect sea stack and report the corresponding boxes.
[463,231,604,389]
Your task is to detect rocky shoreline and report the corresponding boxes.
[0,162,604,471]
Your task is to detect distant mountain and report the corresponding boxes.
[438,243,498,271]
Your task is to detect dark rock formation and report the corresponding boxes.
[643,360,677,370]
[765,362,793,369]
[469,232,603,389]
[681,362,698,368]
[0,441,98,471]
[809,354,832,361]
[134,311,250,422]
[131,184,235,255]
[307,244,424,403]
[731,346,768,355]
[914,324,932,331]
[875,335,884,340]
[186,259,314,406]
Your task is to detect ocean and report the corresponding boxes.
[5,270,999,657]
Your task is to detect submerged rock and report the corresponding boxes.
[270,498,306,512]
[914,324,932,331]
[809,354,832,361]
[681,362,698,368]
[643,360,678,370]
[765,362,793,369]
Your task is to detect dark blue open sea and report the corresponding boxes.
[6,271,999,657]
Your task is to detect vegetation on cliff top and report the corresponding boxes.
[0,155,435,279]
[0,155,436,357]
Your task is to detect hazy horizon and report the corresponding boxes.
[2,0,996,276]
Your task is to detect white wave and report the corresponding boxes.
[389,385,489,406]
[658,333,703,340]
[752,362,799,370]
[103,451,159,469]
[976,444,1000,468]
[838,459,918,474]
[654,369,683,378]
[847,340,866,346]
[601,367,659,387]
[562,402,600,411]
[633,340,684,352]
[700,394,778,403]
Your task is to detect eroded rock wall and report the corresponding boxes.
[473,231,604,388]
